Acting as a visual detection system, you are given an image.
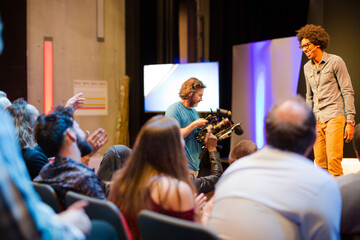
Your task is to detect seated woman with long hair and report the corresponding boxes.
[109,115,199,239]
[7,98,48,180]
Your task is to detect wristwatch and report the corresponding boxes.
[347,120,356,127]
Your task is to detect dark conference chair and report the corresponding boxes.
[64,191,132,240]
[138,209,220,240]
[31,182,63,213]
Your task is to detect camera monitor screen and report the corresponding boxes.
[144,62,219,112]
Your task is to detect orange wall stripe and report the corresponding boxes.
[44,38,53,114]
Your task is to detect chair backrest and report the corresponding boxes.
[138,210,220,240]
[31,182,63,213]
[64,191,132,240]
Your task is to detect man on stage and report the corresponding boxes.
[165,77,208,177]
[296,24,356,177]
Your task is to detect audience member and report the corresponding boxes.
[228,139,257,165]
[7,98,49,179]
[0,90,11,110]
[34,92,108,165]
[33,105,106,205]
[0,108,91,239]
[64,92,109,165]
[109,115,206,239]
[97,144,132,182]
[208,96,341,240]
[191,132,223,194]
[336,124,360,236]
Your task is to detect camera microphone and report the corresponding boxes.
[216,123,244,140]
[234,124,244,135]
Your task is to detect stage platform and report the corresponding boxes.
[89,154,360,176]
[342,158,360,175]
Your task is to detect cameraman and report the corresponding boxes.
[165,78,208,177]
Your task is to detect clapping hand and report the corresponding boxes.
[86,128,108,156]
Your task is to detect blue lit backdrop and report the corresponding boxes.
[231,36,303,149]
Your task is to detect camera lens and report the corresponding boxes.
[217,108,232,118]
[213,118,231,133]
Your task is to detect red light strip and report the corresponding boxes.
[44,38,53,114]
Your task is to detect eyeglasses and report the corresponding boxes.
[299,42,312,50]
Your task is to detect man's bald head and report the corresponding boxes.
[265,95,316,155]
[274,99,308,126]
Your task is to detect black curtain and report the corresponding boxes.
[126,0,179,146]
[0,1,27,102]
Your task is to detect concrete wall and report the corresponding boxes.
[27,0,126,154]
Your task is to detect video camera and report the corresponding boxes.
[195,108,244,147]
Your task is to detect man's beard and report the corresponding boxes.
[189,96,198,107]
[76,136,93,157]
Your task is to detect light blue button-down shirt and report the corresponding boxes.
[210,146,341,240]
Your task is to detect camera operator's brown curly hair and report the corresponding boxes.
[296,24,330,50]
[179,77,206,100]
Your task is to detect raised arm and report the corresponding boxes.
[192,133,223,193]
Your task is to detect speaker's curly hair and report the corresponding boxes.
[296,24,330,50]
[179,77,206,100]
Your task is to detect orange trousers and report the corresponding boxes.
[313,115,345,176]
